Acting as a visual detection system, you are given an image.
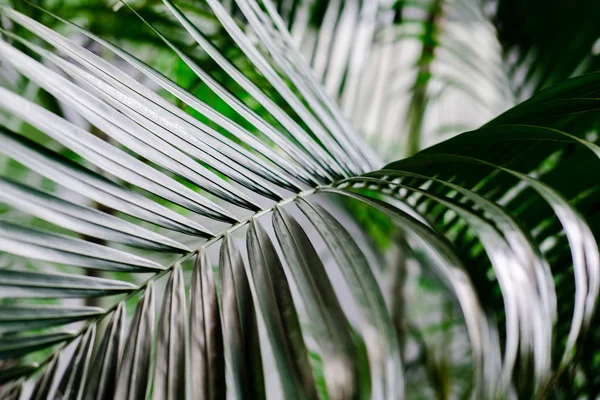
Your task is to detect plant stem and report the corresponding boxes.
[405,0,444,157]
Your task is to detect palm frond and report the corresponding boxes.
[0,1,599,398]
[489,0,600,99]
[281,0,513,157]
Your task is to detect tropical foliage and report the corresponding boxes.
[0,0,600,399]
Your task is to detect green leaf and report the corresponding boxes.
[493,0,600,92]
[115,283,155,400]
[246,218,318,400]
[387,121,600,372]
[0,305,103,334]
[189,250,225,400]
[0,127,212,237]
[0,221,163,272]
[272,205,358,400]
[0,269,136,298]
[2,5,312,191]
[296,198,404,399]
[56,325,96,400]
[0,177,189,253]
[203,0,370,173]
[152,264,186,400]
[0,332,74,360]
[160,0,348,179]
[30,355,60,400]
[0,79,236,223]
[0,30,262,212]
[83,302,126,400]
[219,233,265,399]
[0,363,38,384]
[313,189,496,397]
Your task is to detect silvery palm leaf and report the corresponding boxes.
[0,0,599,398]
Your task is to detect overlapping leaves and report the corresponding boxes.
[0,0,599,398]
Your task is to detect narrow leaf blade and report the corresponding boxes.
[246,218,318,399]
[0,305,103,334]
[83,302,126,400]
[219,233,265,399]
[0,177,189,252]
[152,265,186,400]
[30,354,60,400]
[272,206,358,399]
[0,332,74,360]
[115,283,155,400]
[0,269,136,298]
[56,325,96,400]
[0,221,163,272]
[189,250,225,400]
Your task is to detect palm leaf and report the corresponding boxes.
[56,325,96,400]
[272,206,358,400]
[83,303,125,400]
[281,0,512,158]
[219,233,265,399]
[114,283,155,400]
[490,0,600,97]
[0,1,599,398]
[189,250,225,400]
